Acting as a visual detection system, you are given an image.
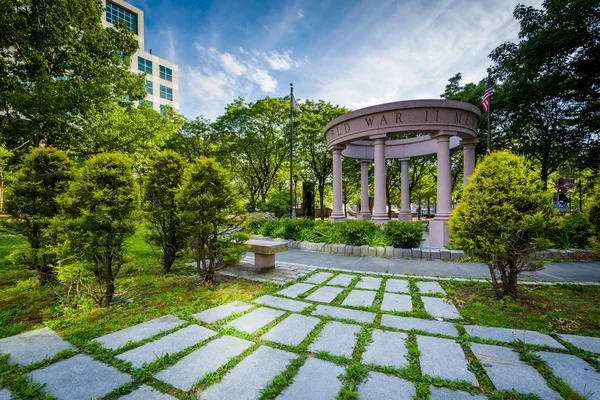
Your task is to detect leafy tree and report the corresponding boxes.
[295,100,349,219]
[176,157,249,284]
[259,190,291,218]
[4,147,73,285]
[449,152,557,297]
[56,153,139,306]
[214,97,289,211]
[0,0,145,153]
[167,116,216,163]
[0,144,12,210]
[143,150,186,272]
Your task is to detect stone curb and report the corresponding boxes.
[250,235,593,262]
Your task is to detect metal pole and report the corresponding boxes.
[487,100,491,152]
[290,83,295,218]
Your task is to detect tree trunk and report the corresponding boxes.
[319,188,325,220]
[101,256,114,307]
[488,263,500,298]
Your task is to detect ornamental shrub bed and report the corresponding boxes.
[248,215,425,248]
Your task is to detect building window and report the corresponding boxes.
[138,57,152,74]
[160,85,173,101]
[105,1,138,34]
[145,80,153,95]
[159,65,173,82]
[140,99,153,108]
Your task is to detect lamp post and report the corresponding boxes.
[292,174,298,218]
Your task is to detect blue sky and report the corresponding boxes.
[128,0,542,120]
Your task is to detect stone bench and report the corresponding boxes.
[246,239,288,272]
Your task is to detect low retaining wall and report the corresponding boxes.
[250,235,592,262]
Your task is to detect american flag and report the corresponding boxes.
[482,75,494,112]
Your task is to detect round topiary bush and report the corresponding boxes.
[448,151,557,297]
[383,221,425,248]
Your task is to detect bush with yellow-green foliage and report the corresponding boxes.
[589,173,600,257]
[449,151,557,297]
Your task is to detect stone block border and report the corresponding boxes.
[251,235,592,262]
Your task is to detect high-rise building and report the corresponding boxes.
[101,0,179,113]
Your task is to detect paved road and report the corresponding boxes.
[252,249,600,282]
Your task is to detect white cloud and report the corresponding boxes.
[260,50,307,71]
[249,67,278,92]
[298,8,304,19]
[238,47,248,55]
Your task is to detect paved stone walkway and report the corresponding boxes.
[1,269,600,399]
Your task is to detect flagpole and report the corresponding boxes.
[486,68,492,153]
[290,83,295,218]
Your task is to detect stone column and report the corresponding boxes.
[329,145,346,222]
[357,160,372,220]
[429,131,454,247]
[398,158,412,222]
[371,136,389,224]
[462,138,478,187]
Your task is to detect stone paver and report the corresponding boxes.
[0,389,11,400]
[304,272,334,284]
[308,321,361,358]
[306,286,344,303]
[342,290,376,307]
[536,351,600,399]
[380,293,412,312]
[357,371,416,400]
[28,354,132,400]
[199,346,296,400]
[277,358,345,400]
[95,315,185,350]
[277,283,316,298]
[558,333,600,354]
[355,276,382,290]
[380,314,458,337]
[155,335,253,392]
[262,314,320,346]
[385,279,410,293]
[422,297,460,319]
[116,325,216,368]
[0,327,76,366]
[327,274,355,287]
[362,329,409,368]
[415,281,446,295]
[225,308,284,334]
[417,335,477,385]
[429,386,487,400]
[471,343,561,399]
[120,385,176,400]
[466,325,566,349]
[312,305,376,324]
[253,295,310,312]
[192,301,253,324]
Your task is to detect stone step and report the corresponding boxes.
[465,325,565,349]
[306,286,344,303]
[417,335,477,385]
[558,333,600,354]
[120,384,176,399]
[536,351,600,399]
[304,272,334,284]
[381,293,412,312]
[385,279,410,293]
[357,372,416,400]
[192,301,253,324]
[428,386,487,399]
[415,281,446,295]
[327,274,355,287]
[380,314,458,337]
[253,295,311,312]
[276,358,345,400]
[355,276,382,290]
[422,297,460,319]
[312,305,376,324]
[308,321,361,358]
[261,314,320,346]
[342,290,376,307]
[199,346,296,400]
[471,343,561,399]
[225,308,285,334]
[154,335,253,392]
[277,283,316,298]
[94,315,185,351]
[362,329,409,368]
[0,389,12,400]
[116,325,216,368]
[0,327,76,366]
[28,353,132,400]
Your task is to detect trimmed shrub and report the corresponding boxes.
[552,212,592,249]
[383,221,425,248]
[271,218,315,241]
[260,218,281,237]
[247,212,274,233]
[449,151,557,298]
[363,229,391,248]
[143,150,187,272]
[339,220,379,246]
[4,147,74,285]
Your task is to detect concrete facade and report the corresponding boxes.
[101,0,179,112]
[325,100,480,247]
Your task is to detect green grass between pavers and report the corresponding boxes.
[2,226,600,399]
